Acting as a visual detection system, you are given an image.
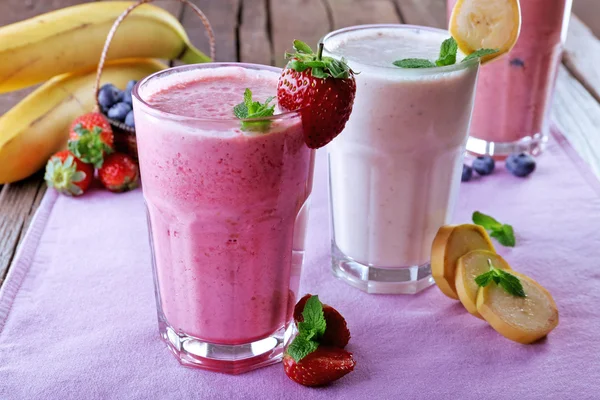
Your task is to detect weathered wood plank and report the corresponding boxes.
[0,176,46,286]
[183,0,239,62]
[573,0,600,38]
[328,0,401,28]
[553,66,600,179]
[270,0,330,67]
[564,15,600,103]
[239,0,272,65]
[395,0,446,28]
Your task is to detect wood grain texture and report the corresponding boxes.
[183,0,239,62]
[573,0,600,38]
[0,176,46,286]
[270,0,330,67]
[239,0,272,65]
[553,66,600,179]
[395,0,446,28]
[564,15,600,103]
[328,0,400,29]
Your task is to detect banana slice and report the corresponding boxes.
[477,271,559,344]
[431,224,495,299]
[449,0,521,64]
[455,250,512,318]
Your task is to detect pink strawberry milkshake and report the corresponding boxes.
[132,64,314,372]
[447,0,573,156]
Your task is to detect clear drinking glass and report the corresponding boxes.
[447,0,573,157]
[132,63,314,374]
[323,25,479,294]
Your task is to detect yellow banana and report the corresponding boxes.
[0,1,208,93]
[0,58,167,184]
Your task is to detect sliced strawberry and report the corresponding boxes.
[44,150,93,196]
[277,40,356,149]
[294,294,351,348]
[98,153,139,193]
[68,112,114,168]
[283,346,355,387]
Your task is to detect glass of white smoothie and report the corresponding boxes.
[323,25,479,294]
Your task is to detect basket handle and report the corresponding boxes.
[93,0,216,111]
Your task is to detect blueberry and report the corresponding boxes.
[107,102,132,122]
[506,153,536,177]
[472,155,495,176]
[98,84,123,111]
[122,80,138,105]
[461,164,473,182]
[124,110,135,128]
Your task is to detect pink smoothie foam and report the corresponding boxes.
[447,0,572,144]
[134,66,313,345]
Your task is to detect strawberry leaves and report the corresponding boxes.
[68,124,113,168]
[233,88,275,131]
[285,40,353,79]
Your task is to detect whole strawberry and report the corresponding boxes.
[284,295,355,386]
[68,112,114,168]
[283,346,356,387]
[277,40,356,149]
[44,150,93,196]
[98,153,139,193]
[294,294,350,348]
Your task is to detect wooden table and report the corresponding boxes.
[1,0,600,289]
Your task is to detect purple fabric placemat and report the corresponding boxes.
[1,131,600,399]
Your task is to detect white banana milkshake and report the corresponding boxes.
[323,25,479,294]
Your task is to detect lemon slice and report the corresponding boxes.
[455,250,512,319]
[449,0,521,64]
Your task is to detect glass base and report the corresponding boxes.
[466,132,548,158]
[157,312,293,374]
[331,242,434,294]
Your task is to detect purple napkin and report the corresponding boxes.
[1,131,599,399]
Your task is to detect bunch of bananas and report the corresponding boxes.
[0,1,211,183]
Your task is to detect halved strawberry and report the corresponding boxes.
[68,112,114,168]
[283,346,355,387]
[44,150,93,196]
[294,294,351,348]
[277,40,356,149]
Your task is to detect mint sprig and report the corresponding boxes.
[475,259,526,297]
[285,40,353,79]
[393,36,498,69]
[286,295,326,362]
[233,88,275,131]
[472,211,516,247]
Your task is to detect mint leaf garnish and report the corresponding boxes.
[436,37,458,66]
[475,259,525,297]
[462,48,499,62]
[233,88,275,131]
[286,335,319,362]
[286,295,327,362]
[472,211,516,247]
[393,58,436,68]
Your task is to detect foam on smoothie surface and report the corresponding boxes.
[325,27,458,68]
[144,66,279,119]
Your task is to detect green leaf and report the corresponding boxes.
[68,130,108,168]
[300,295,326,339]
[287,60,310,72]
[392,58,436,69]
[293,40,313,54]
[233,103,248,119]
[286,335,319,362]
[490,225,516,247]
[234,88,276,132]
[462,48,499,62]
[310,67,328,79]
[496,269,526,297]
[474,271,493,287]
[472,211,502,230]
[436,37,458,67]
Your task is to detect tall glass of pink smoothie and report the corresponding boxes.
[323,25,479,294]
[132,63,314,374]
[447,0,573,157]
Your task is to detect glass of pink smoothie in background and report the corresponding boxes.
[447,0,573,157]
[132,63,314,374]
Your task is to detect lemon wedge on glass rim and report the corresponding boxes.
[449,0,522,64]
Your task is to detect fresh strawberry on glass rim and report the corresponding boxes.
[277,40,356,149]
